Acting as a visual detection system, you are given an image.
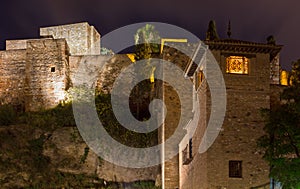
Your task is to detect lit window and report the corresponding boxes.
[226,56,249,74]
[229,160,242,178]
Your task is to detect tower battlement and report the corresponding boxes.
[40,22,101,56]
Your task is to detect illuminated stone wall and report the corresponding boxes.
[180,81,209,189]
[69,54,133,94]
[0,38,70,111]
[1,38,70,111]
[157,41,281,188]
[208,52,270,189]
[40,22,100,55]
[0,49,27,108]
[24,38,70,111]
[179,50,273,189]
[6,39,28,50]
[160,44,195,189]
[0,23,102,111]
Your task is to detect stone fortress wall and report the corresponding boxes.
[0,22,102,111]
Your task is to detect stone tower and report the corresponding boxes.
[0,22,101,111]
[175,38,282,189]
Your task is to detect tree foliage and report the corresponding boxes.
[206,20,219,41]
[258,59,300,188]
[0,104,16,126]
[134,24,160,61]
[132,24,160,118]
[96,93,158,148]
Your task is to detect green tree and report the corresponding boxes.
[258,59,300,188]
[205,20,219,41]
[134,24,160,61]
[132,24,161,119]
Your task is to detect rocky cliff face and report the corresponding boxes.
[0,123,159,188]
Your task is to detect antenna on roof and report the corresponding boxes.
[227,20,232,38]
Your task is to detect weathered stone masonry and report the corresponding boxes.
[0,22,100,111]
[178,39,283,189]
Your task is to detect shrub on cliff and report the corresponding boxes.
[0,104,16,126]
[21,103,76,129]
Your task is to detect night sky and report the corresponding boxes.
[0,0,299,70]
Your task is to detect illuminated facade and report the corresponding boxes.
[155,36,283,189]
[173,38,283,189]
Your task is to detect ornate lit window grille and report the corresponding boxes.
[229,160,242,178]
[226,56,249,74]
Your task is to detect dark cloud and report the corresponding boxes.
[0,0,299,69]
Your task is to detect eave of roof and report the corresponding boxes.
[204,38,283,55]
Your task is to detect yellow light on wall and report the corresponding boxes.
[150,67,156,83]
[280,70,288,86]
[127,53,136,63]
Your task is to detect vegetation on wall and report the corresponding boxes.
[0,104,17,126]
[0,91,159,188]
[80,146,90,164]
[134,23,160,61]
[96,93,158,148]
[206,20,219,41]
[258,59,300,188]
[0,102,75,129]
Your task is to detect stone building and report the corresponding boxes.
[0,22,284,188]
[172,38,283,189]
[0,22,100,111]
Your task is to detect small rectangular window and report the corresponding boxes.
[229,160,242,178]
[189,138,193,159]
[51,67,55,72]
